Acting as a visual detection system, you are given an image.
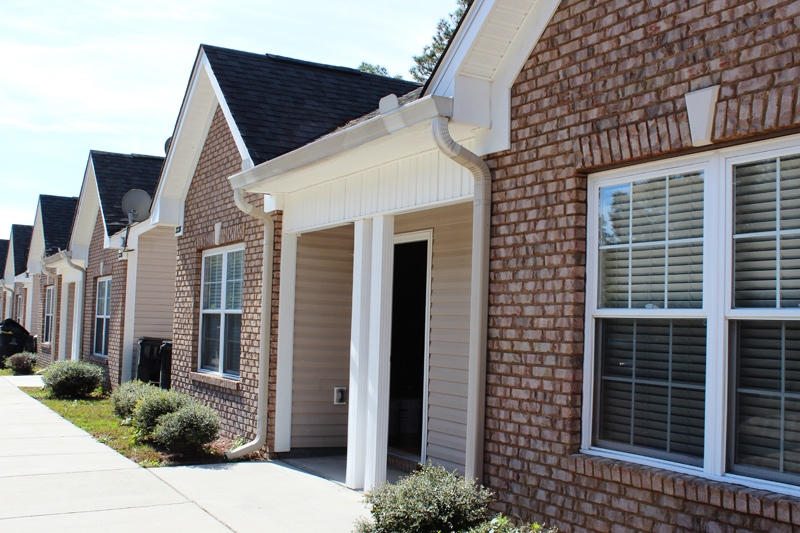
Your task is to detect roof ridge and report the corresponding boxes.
[90,150,164,159]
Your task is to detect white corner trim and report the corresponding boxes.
[685,85,721,147]
[274,232,298,453]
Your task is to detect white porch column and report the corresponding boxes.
[364,215,394,490]
[71,279,84,361]
[275,232,298,452]
[121,249,138,383]
[346,219,373,489]
[57,280,70,361]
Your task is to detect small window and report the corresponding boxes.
[200,246,244,377]
[94,278,111,356]
[43,286,54,344]
[15,295,23,325]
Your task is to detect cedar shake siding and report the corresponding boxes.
[172,106,280,445]
[483,0,800,531]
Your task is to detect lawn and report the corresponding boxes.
[0,367,12,376]
[23,387,232,467]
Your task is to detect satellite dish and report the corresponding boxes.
[120,189,152,251]
[121,189,152,223]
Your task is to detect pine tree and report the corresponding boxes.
[409,0,472,82]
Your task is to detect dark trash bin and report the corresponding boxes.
[0,319,30,363]
[159,341,172,390]
[136,337,172,389]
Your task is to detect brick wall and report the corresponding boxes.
[483,0,800,531]
[82,211,127,388]
[172,106,280,449]
[35,272,58,367]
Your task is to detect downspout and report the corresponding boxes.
[432,116,491,482]
[61,252,86,362]
[226,188,277,459]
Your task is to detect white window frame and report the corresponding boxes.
[15,295,23,325]
[582,134,800,498]
[199,243,244,378]
[94,277,112,357]
[43,286,54,344]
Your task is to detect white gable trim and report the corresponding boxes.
[426,0,562,155]
[151,49,251,230]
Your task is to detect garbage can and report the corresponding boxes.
[159,341,172,390]
[136,337,164,386]
[0,319,30,363]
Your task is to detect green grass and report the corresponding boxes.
[23,388,168,467]
[0,367,12,376]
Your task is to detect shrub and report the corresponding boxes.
[151,401,220,451]
[132,389,191,436]
[42,360,103,398]
[111,380,158,419]
[467,515,558,533]
[355,463,492,533]
[5,352,36,375]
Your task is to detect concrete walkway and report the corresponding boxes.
[0,376,368,533]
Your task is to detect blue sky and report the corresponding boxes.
[0,0,457,238]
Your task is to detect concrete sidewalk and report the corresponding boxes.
[0,376,368,533]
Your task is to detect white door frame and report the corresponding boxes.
[393,229,433,464]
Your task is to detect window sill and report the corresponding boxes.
[190,371,241,391]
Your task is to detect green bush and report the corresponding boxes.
[42,360,103,398]
[467,515,558,533]
[5,352,36,375]
[355,463,493,533]
[132,389,191,436]
[151,401,220,451]
[111,380,158,419]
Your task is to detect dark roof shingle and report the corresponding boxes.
[202,45,421,165]
[0,240,8,277]
[10,225,33,276]
[39,195,79,257]
[90,152,165,236]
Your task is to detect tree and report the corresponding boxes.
[358,62,403,79]
[410,0,472,82]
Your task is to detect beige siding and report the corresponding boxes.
[396,202,472,473]
[291,225,354,448]
[133,227,177,341]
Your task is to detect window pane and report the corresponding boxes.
[599,248,628,308]
[596,318,706,465]
[733,321,800,482]
[224,314,241,375]
[96,281,107,316]
[201,314,221,371]
[203,255,222,310]
[104,281,112,314]
[667,242,703,309]
[735,159,777,235]
[226,250,244,310]
[631,177,666,244]
[781,234,800,307]
[668,172,704,240]
[599,184,630,245]
[630,245,665,309]
[781,155,800,230]
[94,317,107,355]
[734,236,777,307]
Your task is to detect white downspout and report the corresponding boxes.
[226,188,277,459]
[432,116,491,482]
[62,252,86,362]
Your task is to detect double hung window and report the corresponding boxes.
[200,245,243,377]
[585,136,800,491]
[43,286,54,344]
[94,277,111,356]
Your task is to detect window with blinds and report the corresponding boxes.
[731,321,800,483]
[200,247,243,377]
[734,155,800,308]
[595,318,706,465]
[598,172,704,309]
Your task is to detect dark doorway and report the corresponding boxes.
[388,240,428,460]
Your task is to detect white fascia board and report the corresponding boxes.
[230,95,454,193]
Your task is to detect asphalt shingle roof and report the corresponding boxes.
[10,225,32,276]
[39,195,79,257]
[202,45,421,165]
[0,240,8,278]
[90,152,165,237]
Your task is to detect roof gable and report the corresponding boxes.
[39,195,79,257]
[91,151,164,237]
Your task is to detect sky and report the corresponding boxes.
[0,0,458,239]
